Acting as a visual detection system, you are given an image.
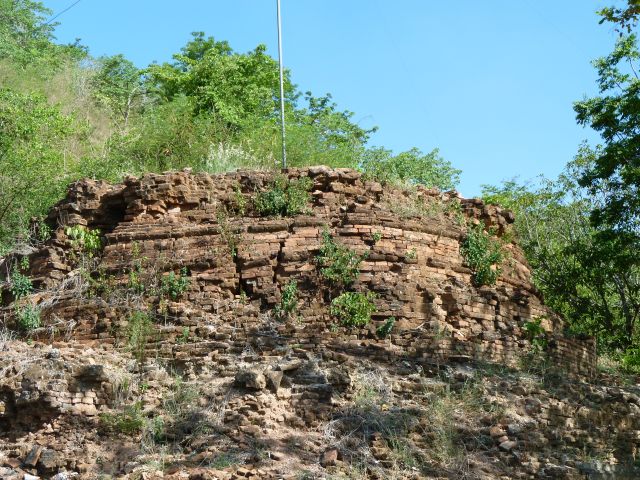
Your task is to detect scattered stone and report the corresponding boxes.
[507,423,522,435]
[45,349,60,359]
[269,451,284,461]
[499,440,517,452]
[37,449,61,471]
[320,448,339,467]
[277,359,303,372]
[4,458,21,469]
[265,370,283,393]
[239,425,261,436]
[24,446,43,467]
[235,369,266,390]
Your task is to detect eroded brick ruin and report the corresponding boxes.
[22,167,595,373]
[1,167,638,480]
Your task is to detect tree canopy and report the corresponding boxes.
[574,34,640,233]
[0,7,460,253]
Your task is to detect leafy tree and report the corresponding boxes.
[574,34,640,233]
[147,32,292,128]
[360,146,461,190]
[0,0,85,68]
[146,33,377,170]
[0,88,81,252]
[239,96,375,170]
[598,0,640,34]
[0,0,55,65]
[91,54,145,130]
[482,154,640,352]
[105,95,229,176]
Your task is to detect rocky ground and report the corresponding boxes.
[1,338,639,480]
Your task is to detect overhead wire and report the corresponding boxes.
[43,0,83,25]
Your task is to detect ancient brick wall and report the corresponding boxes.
[7,167,595,377]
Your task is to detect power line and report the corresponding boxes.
[44,0,83,25]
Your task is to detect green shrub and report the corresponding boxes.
[33,219,52,243]
[16,304,40,332]
[620,348,640,374]
[160,268,190,300]
[460,223,503,286]
[177,326,190,344]
[231,184,247,215]
[317,228,365,287]
[274,279,298,320]
[127,267,145,294]
[360,146,461,190]
[216,208,240,257]
[376,317,396,338]
[523,317,548,353]
[10,268,32,299]
[65,225,103,257]
[127,311,154,362]
[100,401,145,435]
[87,267,117,298]
[254,176,313,217]
[124,242,149,295]
[330,291,376,327]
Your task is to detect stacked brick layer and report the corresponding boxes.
[14,166,594,377]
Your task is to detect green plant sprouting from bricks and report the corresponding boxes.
[86,267,117,298]
[524,317,548,353]
[127,242,147,294]
[16,303,41,332]
[254,175,313,217]
[127,310,154,363]
[65,225,103,258]
[460,222,504,286]
[216,208,241,257]
[231,183,247,216]
[317,227,366,288]
[8,259,40,333]
[274,279,298,320]
[160,267,190,301]
[100,401,145,435]
[330,291,376,327]
[9,267,32,300]
[177,326,190,344]
[377,317,396,338]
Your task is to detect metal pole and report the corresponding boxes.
[277,0,287,170]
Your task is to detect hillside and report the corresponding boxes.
[0,167,638,480]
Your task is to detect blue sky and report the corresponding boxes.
[43,0,617,197]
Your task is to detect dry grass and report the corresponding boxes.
[0,326,16,346]
[380,188,463,222]
[322,367,423,479]
[319,366,502,479]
